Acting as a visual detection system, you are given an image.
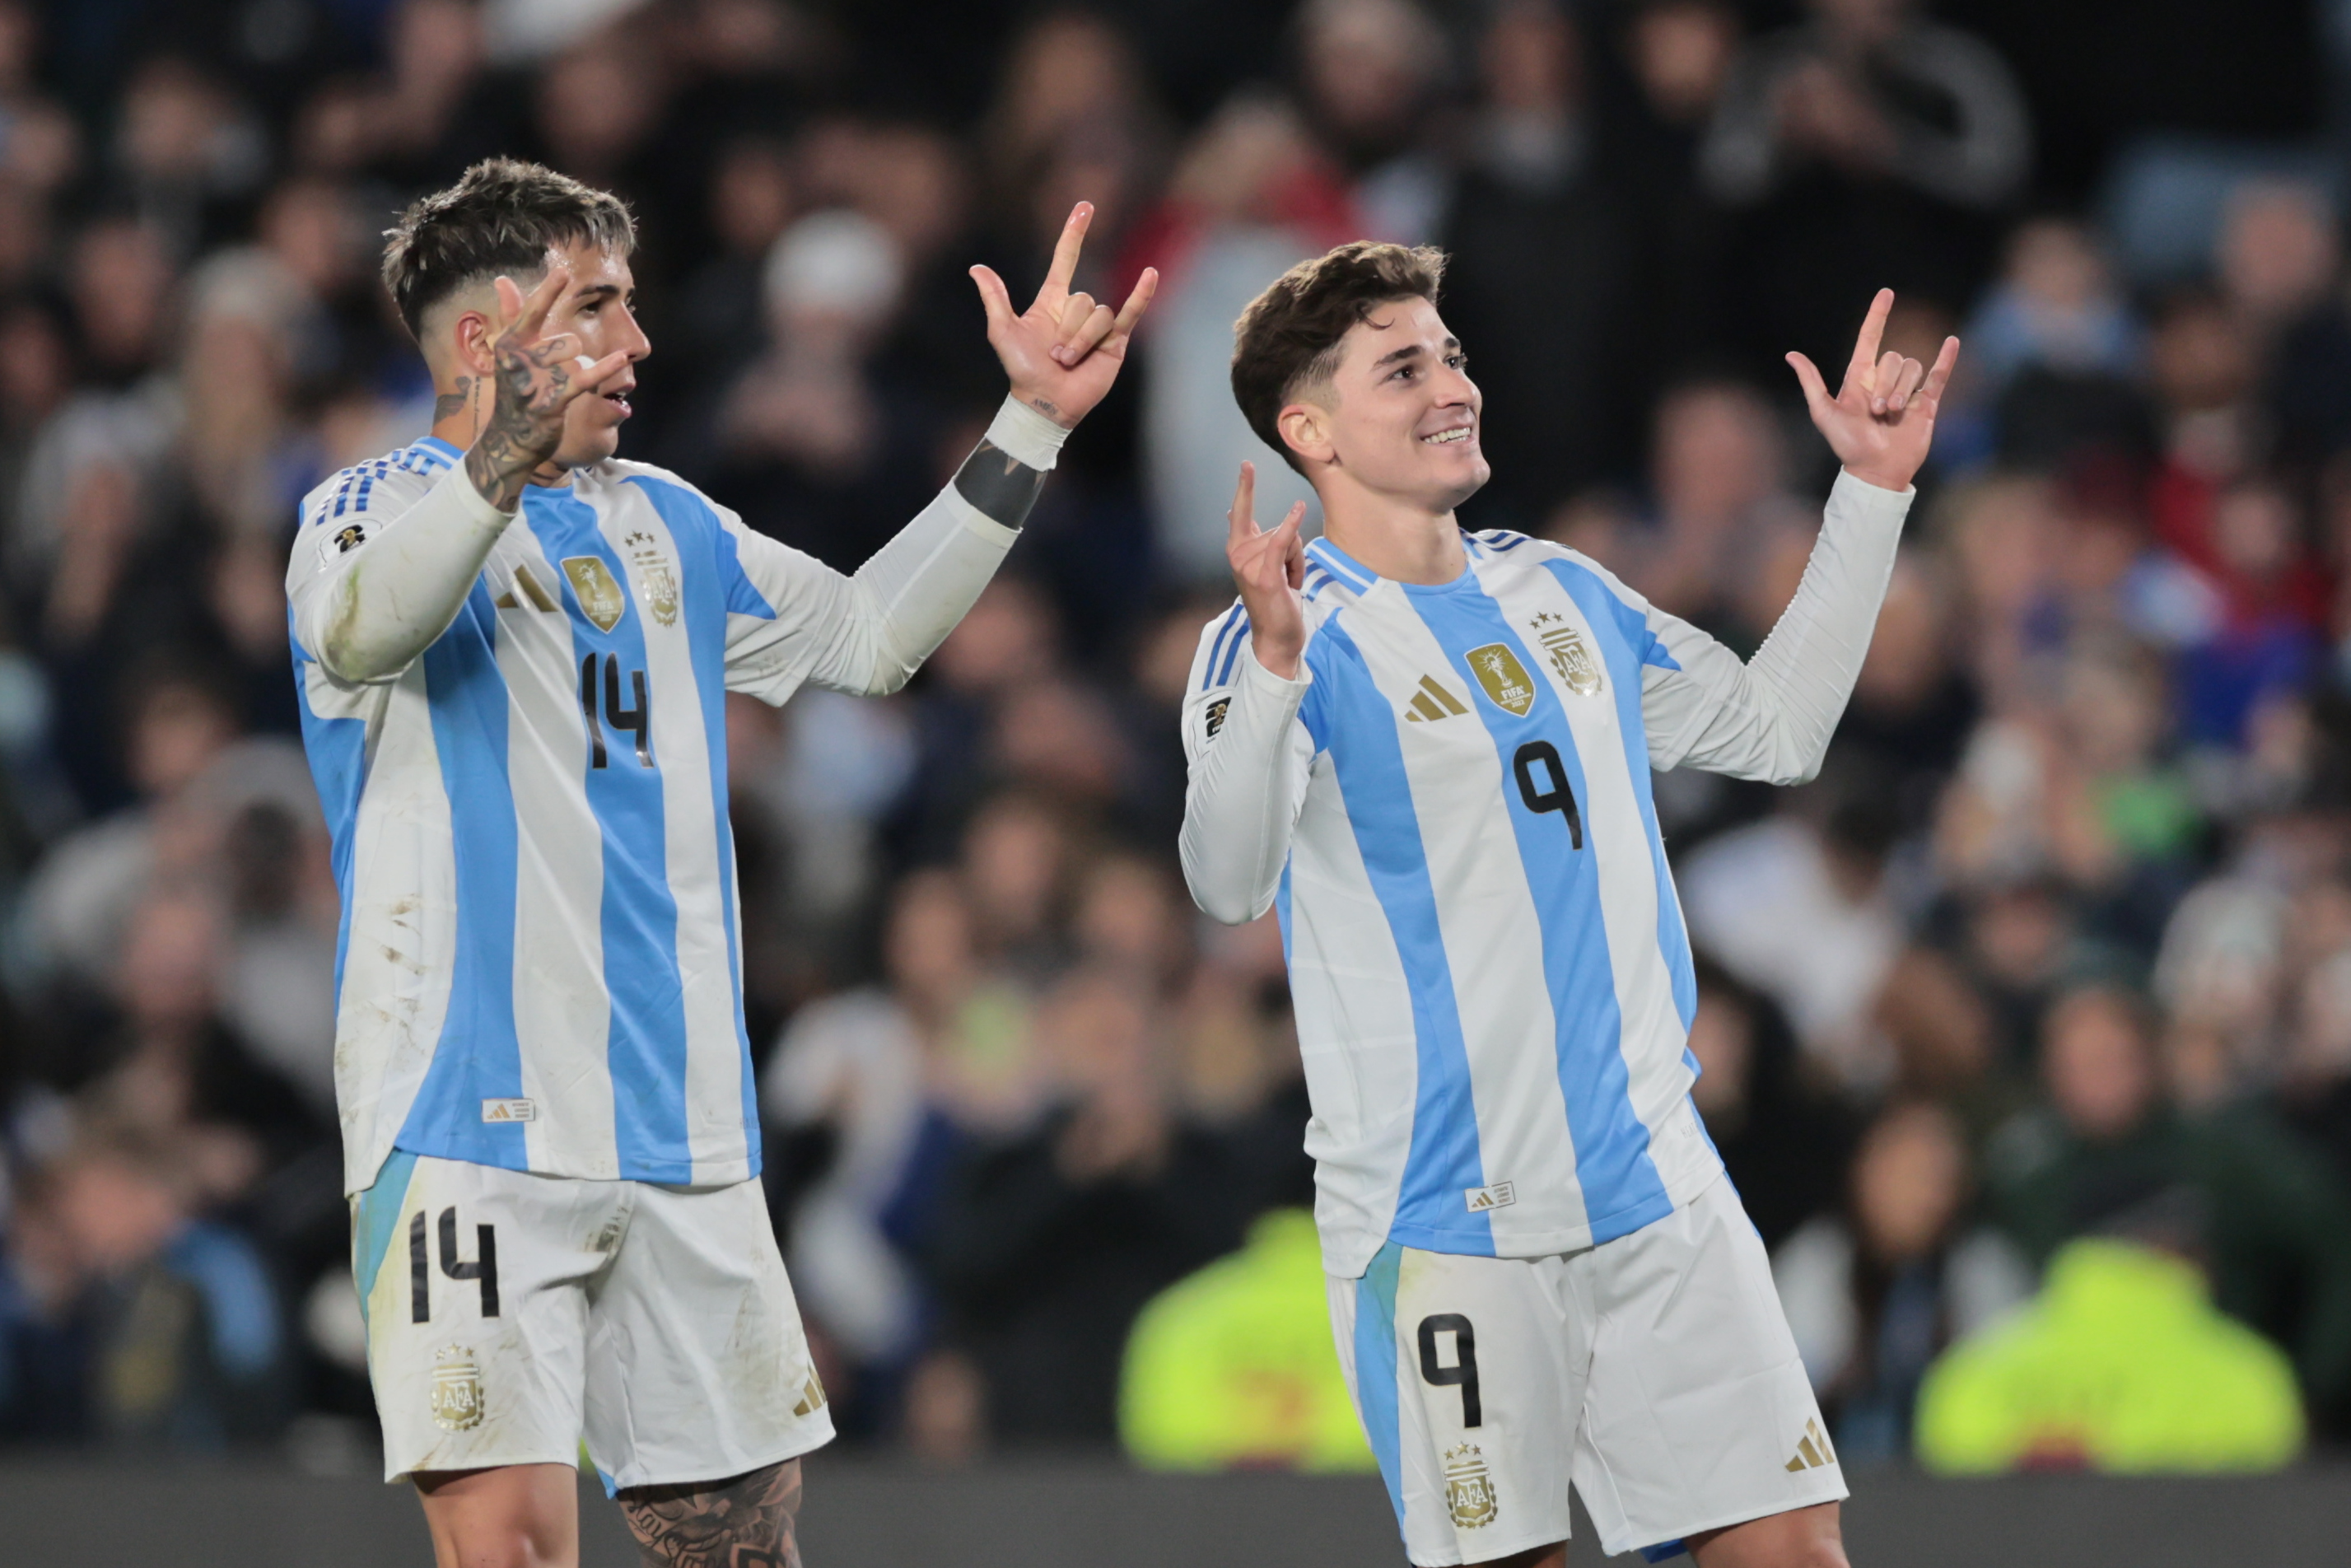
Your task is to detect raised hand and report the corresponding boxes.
[1784,288,1961,494]
[970,203,1158,430]
[1227,461,1308,679]
[465,264,632,511]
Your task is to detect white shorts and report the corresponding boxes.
[352,1151,834,1489]
[1327,1174,1843,1566]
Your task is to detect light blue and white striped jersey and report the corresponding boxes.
[288,438,1012,1194]
[1181,475,1910,1277]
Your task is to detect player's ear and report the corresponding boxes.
[445,301,500,378]
[1278,403,1333,469]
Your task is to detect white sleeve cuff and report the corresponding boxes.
[984,394,1070,471]
[1235,634,1312,695]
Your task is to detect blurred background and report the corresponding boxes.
[2,0,2351,1544]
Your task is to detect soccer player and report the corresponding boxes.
[287,159,1152,1567]
[1179,244,1957,1568]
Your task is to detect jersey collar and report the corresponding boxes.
[1304,532,1484,596]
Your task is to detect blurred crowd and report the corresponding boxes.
[0,0,2348,1475]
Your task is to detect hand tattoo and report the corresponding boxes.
[619,1459,803,1568]
[1026,395,1061,422]
[431,375,473,423]
[464,336,578,512]
[951,437,1050,530]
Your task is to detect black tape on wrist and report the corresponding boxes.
[951,439,1050,530]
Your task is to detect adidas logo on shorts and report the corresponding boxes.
[1784,1416,1838,1472]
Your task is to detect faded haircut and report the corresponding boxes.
[380,157,637,341]
[1229,240,1447,474]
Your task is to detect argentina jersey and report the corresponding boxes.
[1187,528,1733,1277]
[290,438,917,1194]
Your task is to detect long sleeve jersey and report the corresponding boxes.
[1179,471,1913,1276]
[289,402,1056,1194]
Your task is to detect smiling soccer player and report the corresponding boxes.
[287,158,1152,1568]
[1180,243,1956,1568]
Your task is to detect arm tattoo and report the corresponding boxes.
[951,436,1049,529]
[431,375,473,423]
[464,338,576,512]
[619,1458,803,1568]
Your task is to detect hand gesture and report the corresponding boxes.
[465,264,632,511]
[1226,461,1308,679]
[1784,288,1960,494]
[970,203,1158,431]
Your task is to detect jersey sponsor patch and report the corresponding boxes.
[1464,1181,1515,1212]
[1466,643,1537,716]
[1203,696,1231,740]
[481,1098,537,1123]
[317,520,374,562]
[562,556,629,632]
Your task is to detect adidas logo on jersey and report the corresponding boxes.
[1464,1181,1516,1212]
[1784,1416,1838,1472]
[1405,674,1470,722]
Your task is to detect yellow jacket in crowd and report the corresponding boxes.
[1915,1238,2304,1473]
[1120,1208,1375,1472]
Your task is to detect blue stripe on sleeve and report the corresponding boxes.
[1202,604,1245,690]
[1549,559,1697,1029]
[1406,581,1672,1244]
[530,491,694,1184]
[1311,620,1493,1255]
[1214,612,1252,685]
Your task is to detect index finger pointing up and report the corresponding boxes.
[1038,202,1094,305]
[1229,461,1257,544]
[1847,287,1894,385]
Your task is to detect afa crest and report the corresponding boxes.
[1444,1442,1499,1528]
[623,529,680,627]
[429,1345,484,1432]
[1529,612,1603,696]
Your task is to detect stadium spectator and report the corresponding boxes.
[1701,0,2030,375]
[1438,0,1644,525]
[1774,1099,2031,1462]
[1913,1234,2305,1473]
[1982,985,2351,1430]
[1119,1207,1373,1471]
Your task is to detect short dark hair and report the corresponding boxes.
[380,158,636,341]
[1229,241,1447,474]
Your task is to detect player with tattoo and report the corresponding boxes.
[286,158,1153,1568]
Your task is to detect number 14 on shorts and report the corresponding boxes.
[411,1207,501,1322]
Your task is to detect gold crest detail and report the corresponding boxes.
[624,530,680,628]
[1203,697,1231,740]
[562,556,628,633]
[1444,1442,1498,1528]
[1465,644,1537,717]
[429,1345,484,1432]
[1532,614,1602,696]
